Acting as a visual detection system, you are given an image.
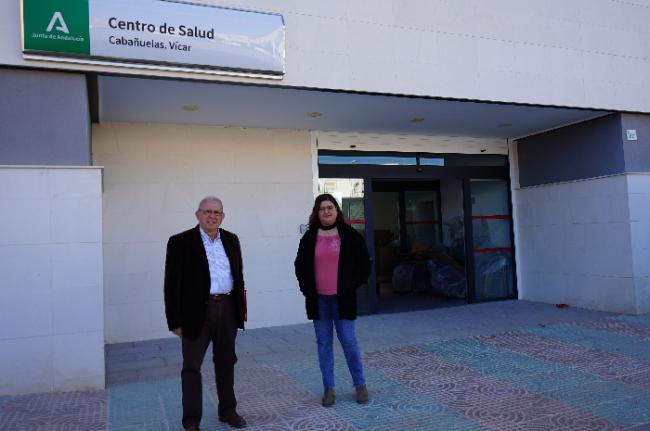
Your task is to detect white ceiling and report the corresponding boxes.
[98,75,609,139]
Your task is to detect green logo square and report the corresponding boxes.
[23,0,90,55]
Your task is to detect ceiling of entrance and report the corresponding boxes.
[98,75,610,139]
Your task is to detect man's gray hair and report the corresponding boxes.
[197,196,223,211]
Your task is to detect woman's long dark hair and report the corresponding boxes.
[308,193,346,228]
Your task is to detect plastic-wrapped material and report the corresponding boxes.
[392,263,414,293]
[475,252,512,299]
[444,216,466,260]
[427,259,466,298]
[412,261,432,292]
[392,261,433,293]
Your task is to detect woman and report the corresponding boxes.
[294,193,371,407]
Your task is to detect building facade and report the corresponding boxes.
[1,0,649,395]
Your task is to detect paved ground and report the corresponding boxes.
[3,300,650,430]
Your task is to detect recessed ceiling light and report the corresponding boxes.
[410,117,425,123]
[308,111,322,118]
[182,104,199,111]
[498,123,512,128]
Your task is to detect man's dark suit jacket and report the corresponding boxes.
[164,225,246,340]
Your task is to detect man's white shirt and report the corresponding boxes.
[200,228,234,295]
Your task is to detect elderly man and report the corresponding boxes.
[164,196,247,430]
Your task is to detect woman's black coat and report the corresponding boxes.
[294,222,371,320]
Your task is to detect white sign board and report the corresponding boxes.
[23,0,285,78]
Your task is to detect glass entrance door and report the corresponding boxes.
[467,179,515,301]
[372,185,444,300]
[317,150,515,313]
[371,181,467,312]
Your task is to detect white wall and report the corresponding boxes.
[628,174,650,313]
[93,123,314,343]
[515,174,639,313]
[1,1,649,112]
[0,167,104,396]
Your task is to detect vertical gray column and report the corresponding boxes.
[622,113,650,172]
[0,68,90,166]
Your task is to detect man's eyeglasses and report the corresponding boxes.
[199,209,223,216]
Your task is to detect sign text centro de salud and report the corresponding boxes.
[22,0,285,77]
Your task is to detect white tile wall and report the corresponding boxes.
[2,0,650,112]
[52,287,104,334]
[0,244,50,290]
[0,167,104,396]
[636,278,650,314]
[631,222,650,278]
[50,243,104,290]
[221,0,650,110]
[514,174,649,313]
[50,197,102,243]
[149,301,171,335]
[95,123,313,343]
[0,337,53,394]
[0,287,53,339]
[628,174,650,312]
[249,289,306,329]
[103,305,122,344]
[52,332,105,391]
[0,169,50,199]
[0,198,51,245]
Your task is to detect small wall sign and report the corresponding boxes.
[626,129,638,141]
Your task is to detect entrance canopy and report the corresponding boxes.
[97,75,609,139]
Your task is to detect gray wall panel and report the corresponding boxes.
[622,113,650,173]
[0,68,90,165]
[517,114,625,187]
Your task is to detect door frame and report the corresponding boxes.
[318,153,517,314]
[372,180,444,254]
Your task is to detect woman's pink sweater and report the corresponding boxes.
[314,234,340,295]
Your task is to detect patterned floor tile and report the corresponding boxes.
[366,345,620,431]
[518,413,622,431]
[417,338,576,393]
[620,369,650,387]
[366,411,488,431]
[0,391,108,431]
[281,415,358,430]
[418,336,650,428]
[476,331,650,388]
[614,315,650,328]
[4,313,650,430]
[283,353,485,431]
[227,366,324,425]
[526,324,650,362]
[575,319,650,339]
[108,377,208,431]
[461,394,622,431]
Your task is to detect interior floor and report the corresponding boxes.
[373,292,466,315]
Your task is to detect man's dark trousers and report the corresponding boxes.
[181,296,238,428]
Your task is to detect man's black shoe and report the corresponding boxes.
[219,411,247,429]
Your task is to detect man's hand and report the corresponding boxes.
[172,328,182,337]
